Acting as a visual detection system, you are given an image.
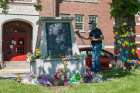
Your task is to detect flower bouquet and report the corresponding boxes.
[26,52,35,62]
[35,48,41,59]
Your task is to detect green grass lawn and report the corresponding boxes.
[0,69,140,93]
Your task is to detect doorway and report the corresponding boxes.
[2,21,32,61]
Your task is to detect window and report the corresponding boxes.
[89,15,98,29]
[75,15,84,31]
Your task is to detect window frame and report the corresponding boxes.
[88,15,98,31]
[75,14,84,32]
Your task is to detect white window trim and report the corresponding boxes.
[136,23,140,25]
[75,14,84,32]
[9,0,36,4]
[136,41,140,44]
[75,22,84,32]
[136,35,140,37]
[136,35,140,44]
[88,15,99,32]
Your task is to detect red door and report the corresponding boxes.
[3,32,27,61]
[3,21,32,61]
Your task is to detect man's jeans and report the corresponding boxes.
[92,43,102,73]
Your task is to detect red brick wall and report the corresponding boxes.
[40,0,140,53]
[58,0,114,46]
[136,26,140,35]
[136,16,140,35]
[40,0,56,16]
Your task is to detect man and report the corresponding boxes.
[76,20,104,73]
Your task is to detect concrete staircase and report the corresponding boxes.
[0,61,30,78]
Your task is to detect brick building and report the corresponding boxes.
[40,0,114,52]
[0,0,140,62]
[0,0,39,62]
[40,0,140,53]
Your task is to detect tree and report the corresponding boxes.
[110,0,140,64]
[0,0,9,13]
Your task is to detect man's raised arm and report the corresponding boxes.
[75,30,90,40]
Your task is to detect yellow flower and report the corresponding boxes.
[35,48,41,58]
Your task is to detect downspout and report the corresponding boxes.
[53,0,56,16]
[55,0,63,16]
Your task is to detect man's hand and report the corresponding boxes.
[75,30,81,37]
[90,36,97,41]
[75,30,89,40]
[91,37,97,41]
[91,35,104,41]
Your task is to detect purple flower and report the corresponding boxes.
[38,75,52,86]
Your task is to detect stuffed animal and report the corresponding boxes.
[69,70,81,85]
[38,74,52,86]
[54,68,64,86]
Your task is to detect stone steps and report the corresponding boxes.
[4,61,30,69]
[0,61,31,78]
[0,68,30,74]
